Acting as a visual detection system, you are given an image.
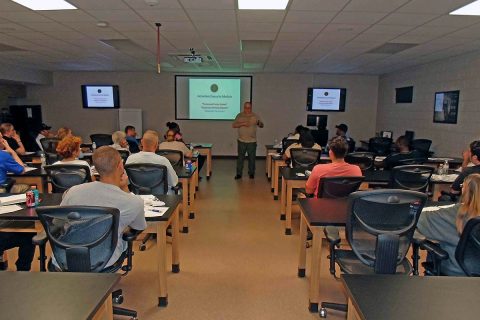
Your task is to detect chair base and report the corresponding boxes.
[285,228,292,235]
[298,268,305,277]
[182,226,189,233]
[172,264,180,273]
[113,306,138,319]
[280,214,285,220]
[308,301,318,313]
[189,212,195,219]
[158,296,168,307]
[319,302,348,318]
[274,195,278,200]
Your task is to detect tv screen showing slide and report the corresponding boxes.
[306,88,346,112]
[176,75,252,120]
[81,85,119,109]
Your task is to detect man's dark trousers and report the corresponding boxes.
[236,140,257,176]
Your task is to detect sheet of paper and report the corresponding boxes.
[422,204,456,212]
[0,194,26,205]
[375,156,386,161]
[428,157,454,161]
[144,207,169,217]
[23,166,37,172]
[23,151,36,156]
[431,174,458,182]
[0,205,23,214]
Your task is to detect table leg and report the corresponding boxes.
[189,174,196,219]
[280,176,286,221]
[171,207,180,273]
[286,181,293,235]
[157,221,168,307]
[308,227,323,313]
[347,298,361,320]
[180,177,189,233]
[194,165,199,191]
[274,163,280,200]
[207,149,212,179]
[271,161,277,194]
[298,215,307,277]
[92,295,113,320]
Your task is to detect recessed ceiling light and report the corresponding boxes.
[96,21,109,28]
[238,0,289,10]
[450,0,480,15]
[10,0,77,10]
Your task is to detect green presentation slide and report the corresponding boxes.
[188,78,241,120]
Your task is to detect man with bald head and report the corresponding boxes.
[125,130,178,193]
[59,146,146,268]
[232,101,264,179]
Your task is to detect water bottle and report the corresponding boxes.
[92,142,97,151]
[40,153,46,168]
[443,160,449,175]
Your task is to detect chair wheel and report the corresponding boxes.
[306,241,311,248]
[319,307,327,318]
[139,244,146,251]
[113,294,124,304]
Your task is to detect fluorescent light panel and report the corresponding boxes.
[450,0,480,15]
[238,0,289,10]
[10,0,77,10]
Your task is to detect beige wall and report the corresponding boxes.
[376,51,480,157]
[26,71,379,155]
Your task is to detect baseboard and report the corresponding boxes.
[213,155,266,159]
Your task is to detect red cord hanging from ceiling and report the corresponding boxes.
[156,23,162,74]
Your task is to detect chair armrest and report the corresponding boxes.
[171,184,181,194]
[32,232,48,246]
[122,229,143,242]
[412,230,426,245]
[324,226,341,246]
[420,240,449,261]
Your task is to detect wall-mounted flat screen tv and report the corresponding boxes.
[306,88,346,112]
[81,85,120,109]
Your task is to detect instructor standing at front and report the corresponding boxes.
[232,102,264,179]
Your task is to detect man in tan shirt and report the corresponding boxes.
[232,102,264,179]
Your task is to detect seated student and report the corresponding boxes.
[287,125,306,140]
[53,136,94,177]
[56,127,72,140]
[58,146,146,268]
[331,123,355,153]
[305,136,362,197]
[126,130,178,194]
[283,130,322,160]
[35,123,53,151]
[383,135,423,169]
[125,125,140,153]
[0,123,26,155]
[450,140,480,196]
[110,131,130,153]
[159,129,192,159]
[417,173,480,275]
[0,132,35,271]
[166,122,183,142]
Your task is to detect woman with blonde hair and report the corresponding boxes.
[110,131,130,153]
[53,136,94,178]
[417,173,480,275]
[57,127,72,140]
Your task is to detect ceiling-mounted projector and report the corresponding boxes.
[184,56,203,64]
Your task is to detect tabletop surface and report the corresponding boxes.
[342,274,480,320]
[189,143,213,148]
[0,193,181,222]
[0,272,120,320]
[298,198,348,226]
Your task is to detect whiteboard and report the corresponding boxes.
[118,109,142,138]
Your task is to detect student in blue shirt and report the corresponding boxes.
[0,132,35,271]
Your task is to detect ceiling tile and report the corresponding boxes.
[187,9,235,22]
[86,10,143,22]
[239,32,277,40]
[285,10,337,23]
[238,22,281,33]
[237,11,286,23]
[280,23,325,33]
[134,9,189,22]
[343,0,409,12]
[70,0,130,10]
[379,13,438,26]
[179,0,235,10]
[124,0,181,9]
[396,0,473,14]
[276,32,317,41]
[331,11,387,25]
[0,11,53,23]
[39,10,97,22]
[290,0,349,11]
[195,21,236,32]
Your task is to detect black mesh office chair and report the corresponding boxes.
[40,137,60,154]
[90,134,113,147]
[411,139,432,157]
[368,137,392,156]
[44,164,92,193]
[125,163,168,251]
[317,176,365,199]
[118,150,130,163]
[319,190,427,318]
[390,165,434,192]
[156,149,184,167]
[290,148,321,169]
[33,206,141,319]
[345,152,375,171]
[414,216,480,276]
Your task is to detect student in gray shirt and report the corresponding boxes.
[417,173,480,275]
[126,130,178,194]
[60,146,146,267]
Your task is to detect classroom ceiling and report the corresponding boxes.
[0,0,480,75]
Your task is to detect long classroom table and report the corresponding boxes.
[191,143,213,180]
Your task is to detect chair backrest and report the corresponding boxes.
[281,138,299,154]
[45,152,61,165]
[346,189,427,274]
[0,178,15,193]
[347,138,356,153]
[90,134,113,147]
[368,137,392,156]
[345,152,375,171]
[411,139,432,155]
[390,165,434,192]
[44,164,92,193]
[455,216,480,276]
[317,176,365,199]
[156,149,183,167]
[124,163,168,195]
[289,148,321,169]
[36,206,119,272]
[40,137,60,154]
[117,150,130,163]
